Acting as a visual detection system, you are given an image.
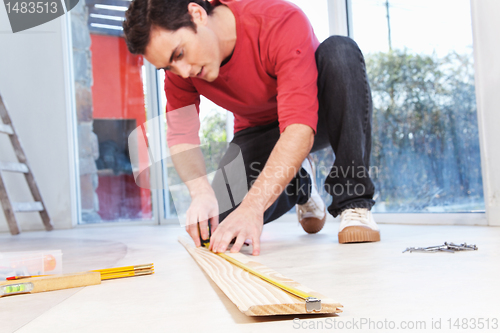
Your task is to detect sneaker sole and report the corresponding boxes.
[298,213,327,234]
[338,226,381,244]
[297,155,326,234]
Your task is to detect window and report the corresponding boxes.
[350,0,484,213]
[71,0,153,223]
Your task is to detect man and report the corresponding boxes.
[123,0,380,255]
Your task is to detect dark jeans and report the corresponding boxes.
[215,36,376,223]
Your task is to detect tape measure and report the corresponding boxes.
[198,223,321,312]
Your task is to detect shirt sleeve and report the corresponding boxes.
[266,5,319,134]
[164,71,202,147]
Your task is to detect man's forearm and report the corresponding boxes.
[241,124,315,212]
[169,143,213,196]
[170,144,219,245]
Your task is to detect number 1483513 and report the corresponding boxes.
[5,2,58,14]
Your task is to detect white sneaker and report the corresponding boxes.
[296,156,326,234]
[338,208,380,243]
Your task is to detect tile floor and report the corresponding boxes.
[1,215,499,333]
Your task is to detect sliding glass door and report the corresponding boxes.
[350,0,484,213]
[71,0,153,223]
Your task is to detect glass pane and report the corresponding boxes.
[71,1,153,223]
[350,0,484,212]
[158,70,229,219]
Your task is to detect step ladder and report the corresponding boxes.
[0,93,53,235]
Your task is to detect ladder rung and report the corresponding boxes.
[0,123,13,135]
[12,202,44,212]
[0,162,29,173]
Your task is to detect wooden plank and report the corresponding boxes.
[178,237,343,316]
[0,162,29,173]
[0,123,13,135]
[12,201,44,212]
[0,172,20,235]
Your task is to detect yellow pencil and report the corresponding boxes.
[92,264,154,275]
[100,269,154,280]
[6,264,154,281]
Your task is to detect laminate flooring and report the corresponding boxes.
[1,214,499,333]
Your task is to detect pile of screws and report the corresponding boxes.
[403,242,478,253]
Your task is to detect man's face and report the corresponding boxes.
[145,24,221,82]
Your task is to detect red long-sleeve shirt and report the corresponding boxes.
[165,0,320,146]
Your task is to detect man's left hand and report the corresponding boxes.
[208,202,263,256]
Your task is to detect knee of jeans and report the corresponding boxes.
[316,35,362,62]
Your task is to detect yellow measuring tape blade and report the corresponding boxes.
[216,252,313,300]
[204,245,315,301]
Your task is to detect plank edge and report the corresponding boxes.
[178,236,344,316]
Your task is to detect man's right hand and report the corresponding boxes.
[169,143,219,247]
[185,189,219,247]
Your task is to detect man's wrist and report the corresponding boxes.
[187,178,215,198]
[239,193,266,213]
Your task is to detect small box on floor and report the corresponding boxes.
[0,250,62,280]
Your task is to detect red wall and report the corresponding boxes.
[90,34,152,220]
[91,34,145,121]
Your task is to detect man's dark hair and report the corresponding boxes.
[123,0,215,55]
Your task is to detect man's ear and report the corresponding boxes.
[187,2,208,26]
